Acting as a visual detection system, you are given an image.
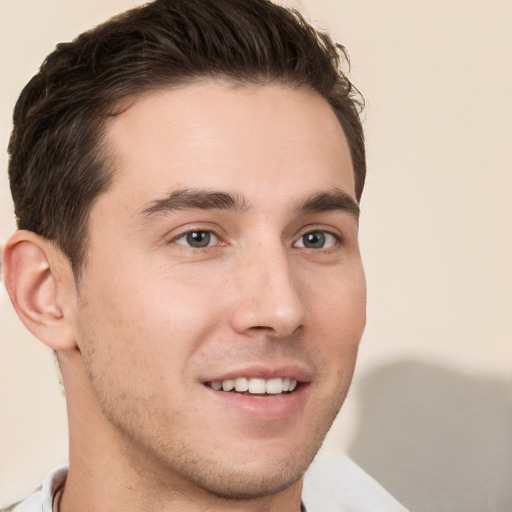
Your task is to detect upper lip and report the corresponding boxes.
[203,363,312,383]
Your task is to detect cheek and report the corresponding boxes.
[78,268,228,389]
[308,265,366,339]
[305,266,366,384]
[75,286,199,423]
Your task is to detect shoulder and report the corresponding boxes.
[1,465,68,512]
[303,452,409,512]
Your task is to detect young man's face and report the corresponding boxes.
[69,81,366,498]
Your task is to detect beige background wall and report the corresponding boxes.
[1,1,511,510]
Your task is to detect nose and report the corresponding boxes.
[230,245,306,339]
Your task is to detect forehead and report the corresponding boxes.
[100,81,355,215]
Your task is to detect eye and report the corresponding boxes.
[294,231,337,249]
[174,230,219,248]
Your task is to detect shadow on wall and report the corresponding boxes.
[347,359,512,512]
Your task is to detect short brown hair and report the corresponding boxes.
[8,0,365,278]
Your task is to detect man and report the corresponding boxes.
[1,0,407,510]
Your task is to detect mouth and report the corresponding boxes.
[202,370,310,419]
[205,377,299,396]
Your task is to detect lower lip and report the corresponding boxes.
[203,383,310,420]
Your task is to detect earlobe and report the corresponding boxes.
[2,230,77,351]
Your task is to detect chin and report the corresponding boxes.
[146,436,317,501]
[179,456,308,500]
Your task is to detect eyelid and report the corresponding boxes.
[293,229,342,249]
[174,230,219,247]
[169,225,224,248]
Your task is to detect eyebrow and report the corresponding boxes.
[139,186,359,222]
[295,188,360,221]
[140,188,248,218]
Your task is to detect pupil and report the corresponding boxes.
[186,231,210,248]
[304,232,325,248]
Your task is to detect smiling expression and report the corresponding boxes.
[68,81,367,499]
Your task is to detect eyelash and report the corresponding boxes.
[173,229,221,249]
[293,231,340,249]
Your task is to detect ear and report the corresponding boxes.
[1,230,77,351]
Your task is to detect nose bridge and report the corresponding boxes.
[231,239,305,338]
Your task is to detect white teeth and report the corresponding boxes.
[234,377,249,392]
[248,378,266,394]
[265,378,283,394]
[222,379,234,391]
[209,377,300,394]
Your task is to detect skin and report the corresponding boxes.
[3,81,366,512]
